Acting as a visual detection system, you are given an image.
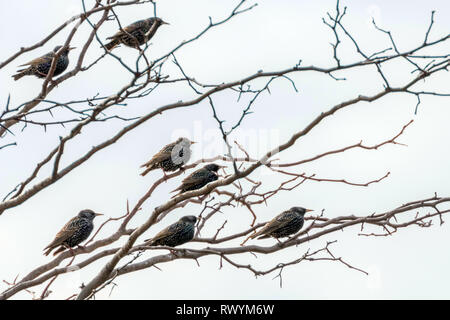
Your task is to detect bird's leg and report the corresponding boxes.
[162,171,168,183]
[286,235,296,242]
[68,247,76,257]
[50,79,59,88]
[39,72,58,87]
[37,71,48,78]
[171,248,187,257]
[134,42,142,51]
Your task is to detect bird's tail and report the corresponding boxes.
[52,246,67,256]
[104,39,120,51]
[240,229,266,246]
[140,162,157,176]
[170,184,183,194]
[249,229,265,240]
[143,238,157,246]
[140,167,153,177]
[170,186,184,198]
[43,247,53,256]
[170,192,181,199]
[12,69,30,81]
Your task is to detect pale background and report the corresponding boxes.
[0,0,449,299]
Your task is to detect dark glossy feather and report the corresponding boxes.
[13,46,72,81]
[171,165,219,195]
[250,207,308,240]
[105,17,166,51]
[145,216,196,247]
[141,138,192,176]
[43,209,100,256]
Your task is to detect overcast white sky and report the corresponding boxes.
[0,0,449,299]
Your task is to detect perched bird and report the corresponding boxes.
[247,207,313,241]
[104,17,169,51]
[12,46,75,81]
[43,209,103,256]
[144,215,197,247]
[140,137,195,177]
[171,163,223,197]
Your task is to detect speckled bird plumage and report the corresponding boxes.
[12,46,74,81]
[145,215,197,247]
[249,207,312,240]
[141,137,194,176]
[171,164,222,196]
[104,17,168,51]
[43,209,102,256]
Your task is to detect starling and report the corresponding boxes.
[248,207,313,240]
[140,137,195,177]
[12,46,75,81]
[43,209,103,256]
[171,163,223,196]
[104,17,169,51]
[144,215,197,247]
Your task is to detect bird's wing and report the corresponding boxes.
[146,222,181,244]
[18,52,53,67]
[170,170,202,193]
[107,21,142,39]
[140,142,175,168]
[171,168,212,193]
[250,211,292,239]
[43,216,80,250]
[181,168,206,184]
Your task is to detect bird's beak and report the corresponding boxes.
[69,47,76,51]
[190,141,197,144]
[161,21,170,25]
[305,209,314,213]
[95,213,104,216]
